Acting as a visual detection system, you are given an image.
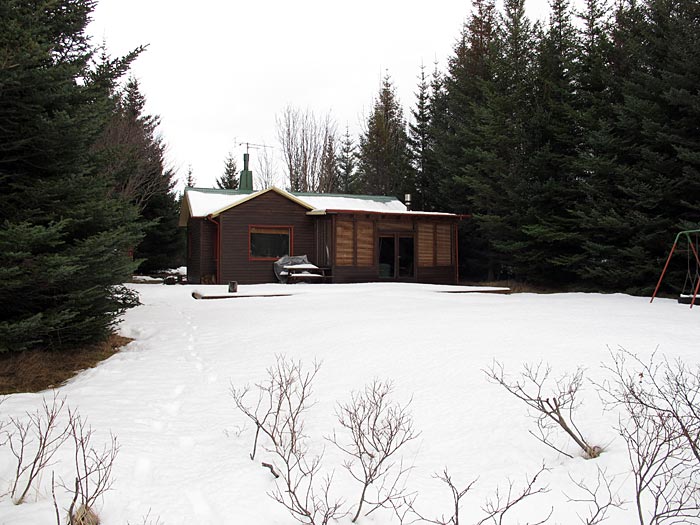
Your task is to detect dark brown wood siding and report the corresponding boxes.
[315,217,333,267]
[187,218,217,284]
[218,191,316,284]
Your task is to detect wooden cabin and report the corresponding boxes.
[179,186,463,285]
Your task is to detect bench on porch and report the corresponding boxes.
[284,263,330,284]
[274,255,330,284]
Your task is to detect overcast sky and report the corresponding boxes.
[88,0,555,191]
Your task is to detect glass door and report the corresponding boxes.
[398,236,415,278]
[378,235,415,280]
[378,236,395,278]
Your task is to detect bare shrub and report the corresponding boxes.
[231,356,321,461]
[328,379,418,522]
[127,508,164,525]
[563,467,626,524]
[231,355,346,525]
[57,409,119,525]
[600,349,700,524]
[71,504,100,525]
[7,393,70,504]
[402,464,551,525]
[485,361,601,459]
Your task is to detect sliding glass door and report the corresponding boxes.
[378,235,415,280]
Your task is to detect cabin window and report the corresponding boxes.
[249,226,292,259]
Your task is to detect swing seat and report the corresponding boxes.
[678,294,698,305]
[652,229,700,309]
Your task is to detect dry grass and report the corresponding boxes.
[0,334,132,395]
[460,280,565,294]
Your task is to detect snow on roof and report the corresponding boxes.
[294,193,407,214]
[186,189,253,217]
[181,187,458,223]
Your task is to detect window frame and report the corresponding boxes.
[248,224,294,261]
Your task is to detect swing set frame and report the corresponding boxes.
[650,229,700,308]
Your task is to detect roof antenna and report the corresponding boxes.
[236,142,273,192]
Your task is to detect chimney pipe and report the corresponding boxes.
[239,153,254,192]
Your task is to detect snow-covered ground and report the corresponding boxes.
[1,283,698,524]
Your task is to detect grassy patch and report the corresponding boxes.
[0,334,132,395]
[461,280,565,294]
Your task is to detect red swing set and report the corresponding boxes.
[651,229,700,308]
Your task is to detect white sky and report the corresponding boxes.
[88,0,554,191]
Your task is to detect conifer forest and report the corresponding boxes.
[1,0,698,352]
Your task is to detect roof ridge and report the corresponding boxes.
[292,192,400,202]
[185,187,254,195]
[185,187,401,202]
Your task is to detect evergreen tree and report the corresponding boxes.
[357,74,414,198]
[473,0,537,280]
[337,126,358,194]
[96,78,184,273]
[423,62,449,212]
[0,0,143,352]
[135,189,185,273]
[435,0,502,278]
[216,152,239,190]
[511,0,585,285]
[318,131,339,193]
[569,0,632,290]
[97,77,167,210]
[186,165,196,187]
[587,0,700,293]
[408,64,432,210]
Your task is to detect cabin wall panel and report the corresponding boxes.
[335,220,354,266]
[218,191,315,284]
[436,224,452,266]
[187,218,217,283]
[417,223,435,267]
[356,220,374,267]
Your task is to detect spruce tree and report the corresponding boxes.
[318,132,339,193]
[0,0,143,352]
[435,0,502,278]
[338,126,358,194]
[408,64,432,210]
[186,166,196,187]
[424,62,449,212]
[216,152,239,190]
[357,74,414,198]
[97,78,184,273]
[591,0,700,293]
[476,0,537,280]
[512,0,585,285]
[569,0,631,290]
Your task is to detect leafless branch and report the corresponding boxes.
[328,379,419,522]
[485,361,601,459]
[599,348,700,525]
[62,409,119,525]
[563,467,626,524]
[262,461,280,478]
[276,106,337,192]
[231,355,321,461]
[475,464,552,525]
[8,393,70,504]
[231,355,346,525]
[255,145,280,189]
[127,508,164,525]
[401,465,550,525]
